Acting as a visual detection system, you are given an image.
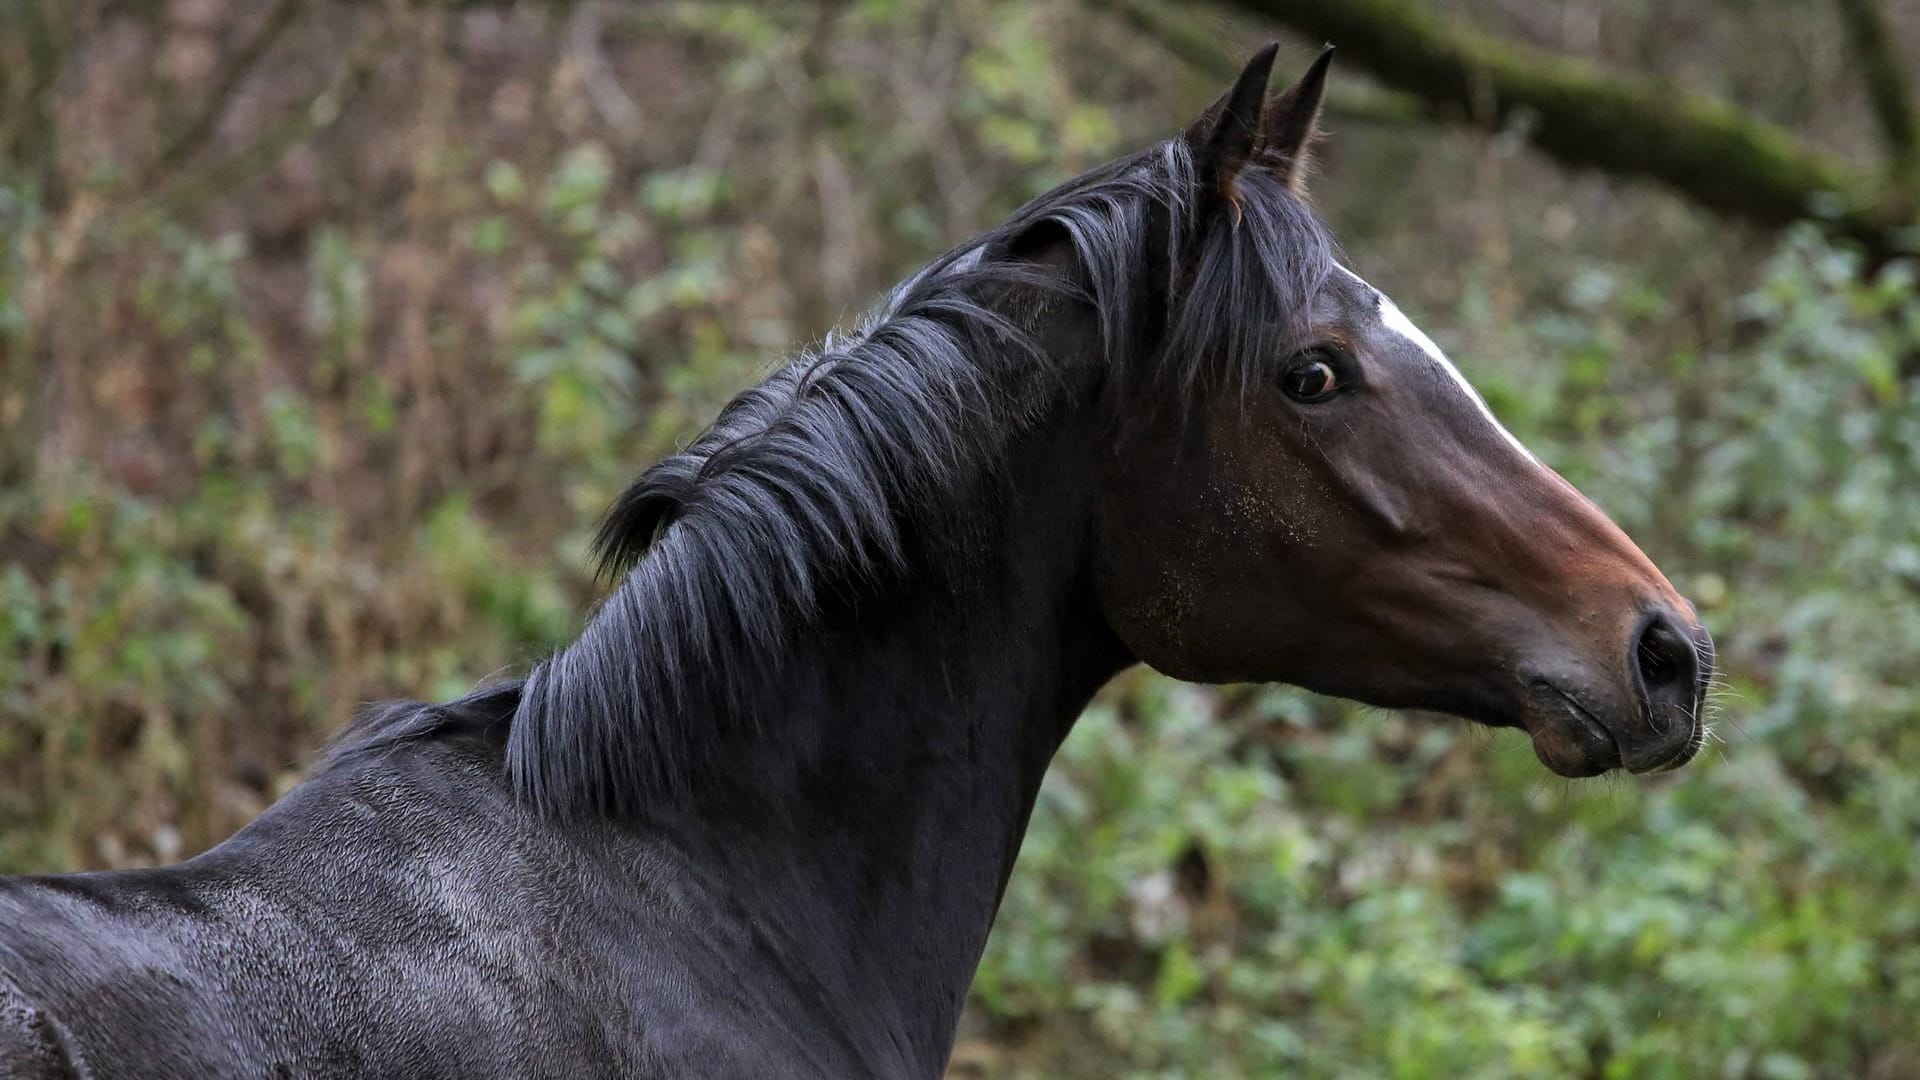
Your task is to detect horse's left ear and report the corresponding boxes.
[1262,46,1334,193]
[1184,42,1280,206]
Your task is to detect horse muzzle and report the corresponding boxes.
[1517,606,1714,778]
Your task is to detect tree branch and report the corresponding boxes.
[1092,0,1427,127]
[1198,0,1913,253]
[154,13,396,217]
[1833,0,1920,196]
[145,0,306,184]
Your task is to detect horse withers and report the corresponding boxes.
[0,46,1712,1078]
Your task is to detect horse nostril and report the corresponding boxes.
[1633,612,1698,697]
[1622,609,1713,772]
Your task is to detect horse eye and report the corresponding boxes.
[1281,352,1344,403]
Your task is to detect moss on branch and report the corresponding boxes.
[1188,0,1915,253]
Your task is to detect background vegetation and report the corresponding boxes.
[3,1,1918,1076]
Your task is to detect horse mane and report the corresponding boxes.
[331,138,1336,816]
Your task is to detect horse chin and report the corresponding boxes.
[1403,683,1617,778]
[1513,682,1629,778]
[1447,684,1627,778]
[1523,713,1623,778]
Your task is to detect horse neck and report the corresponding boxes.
[650,385,1132,1073]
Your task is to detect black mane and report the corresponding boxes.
[335,138,1336,817]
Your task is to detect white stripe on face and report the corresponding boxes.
[1339,267,1538,462]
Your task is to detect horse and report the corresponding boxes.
[0,46,1713,1078]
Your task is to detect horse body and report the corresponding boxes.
[1,47,1716,1077]
[0,729,980,1079]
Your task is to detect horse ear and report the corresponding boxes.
[1183,42,1280,207]
[1262,46,1334,193]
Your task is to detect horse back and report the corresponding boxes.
[0,737,656,1078]
[0,731,890,1078]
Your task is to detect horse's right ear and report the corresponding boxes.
[1183,42,1280,210]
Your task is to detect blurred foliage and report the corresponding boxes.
[3,1,1919,1076]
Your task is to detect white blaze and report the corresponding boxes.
[1340,267,1537,462]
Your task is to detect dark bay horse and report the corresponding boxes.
[0,47,1713,1078]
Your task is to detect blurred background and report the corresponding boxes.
[4,0,1920,1075]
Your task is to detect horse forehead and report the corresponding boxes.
[1334,266,1440,359]
[1335,266,1539,462]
